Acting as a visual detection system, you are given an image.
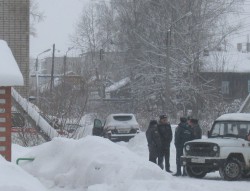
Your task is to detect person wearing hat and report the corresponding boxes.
[157,114,173,172]
[146,120,163,168]
[174,117,193,176]
[188,118,202,140]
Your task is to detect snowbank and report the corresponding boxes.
[0,156,46,191]
[20,136,167,190]
[11,133,250,191]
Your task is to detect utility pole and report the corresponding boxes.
[50,44,55,92]
[164,11,192,113]
[165,28,171,112]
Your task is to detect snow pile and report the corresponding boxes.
[0,156,46,191]
[9,133,250,191]
[19,136,167,190]
[0,40,24,86]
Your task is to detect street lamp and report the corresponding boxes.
[98,39,114,99]
[165,11,192,112]
[62,47,74,94]
[35,48,51,105]
[63,46,74,77]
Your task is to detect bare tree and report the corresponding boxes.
[71,0,244,122]
[30,0,44,37]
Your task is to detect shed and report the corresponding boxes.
[0,40,23,161]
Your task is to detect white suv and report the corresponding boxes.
[92,113,140,142]
[181,113,250,180]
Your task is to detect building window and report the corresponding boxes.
[222,81,229,94]
[248,80,250,93]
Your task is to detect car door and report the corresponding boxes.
[92,119,103,136]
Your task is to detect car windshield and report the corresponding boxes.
[210,121,250,139]
[113,116,132,121]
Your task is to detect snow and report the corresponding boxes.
[105,77,130,93]
[202,50,250,73]
[215,113,250,121]
[105,113,139,127]
[11,88,59,139]
[0,156,46,191]
[2,129,248,191]
[0,40,24,86]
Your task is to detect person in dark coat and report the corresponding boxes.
[173,117,193,176]
[146,120,163,168]
[188,118,202,139]
[157,115,173,172]
[246,130,250,141]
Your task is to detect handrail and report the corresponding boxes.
[16,157,35,165]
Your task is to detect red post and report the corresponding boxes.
[0,87,11,161]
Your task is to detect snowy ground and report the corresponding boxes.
[2,127,249,191]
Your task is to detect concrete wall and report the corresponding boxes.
[0,0,29,98]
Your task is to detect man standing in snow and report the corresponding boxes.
[173,117,193,176]
[157,115,173,172]
[188,118,202,139]
[146,120,163,167]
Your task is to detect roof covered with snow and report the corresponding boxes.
[0,40,24,86]
[105,77,130,92]
[202,50,250,73]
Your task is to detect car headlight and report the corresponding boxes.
[213,145,219,152]
[185,144,190,151]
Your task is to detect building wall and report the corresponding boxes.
[201,72,250,101]
[0,0,29,98]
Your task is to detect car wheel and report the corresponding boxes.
[219,158,242,181]
[185,165,207,178]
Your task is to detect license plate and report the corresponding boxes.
[191,158,205,163]
[118,130,129,133]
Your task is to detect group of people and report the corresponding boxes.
[146,115,202,176]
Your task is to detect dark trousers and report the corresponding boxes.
[175,146,183,174]
[158,147,171,171]
[149,148,163,169]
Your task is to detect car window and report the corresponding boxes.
[113,116,132,121]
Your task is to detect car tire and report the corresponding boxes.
[185,165,207,178]
[219,158,242,181]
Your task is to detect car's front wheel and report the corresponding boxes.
[185,165,207,178]
[219,158,242,181]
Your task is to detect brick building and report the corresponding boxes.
[0,0,29,98]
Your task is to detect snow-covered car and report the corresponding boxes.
[181,113,250,181]
[92,113,140,142]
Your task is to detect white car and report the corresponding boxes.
[92,113,140,142]
[181,113,250,180]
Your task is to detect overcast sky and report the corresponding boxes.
[30,0,250,58]
[30,0,89,58]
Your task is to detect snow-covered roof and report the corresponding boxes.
[216,113,250,121]
[105,77,130,93]
[0,40,24,86]
[202,50,250,73]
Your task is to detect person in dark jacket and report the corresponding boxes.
[188,118,202,139]
[246,130,250,141]
[157,115,173,172]
[173,117,193,176]
[146,120,163,168]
